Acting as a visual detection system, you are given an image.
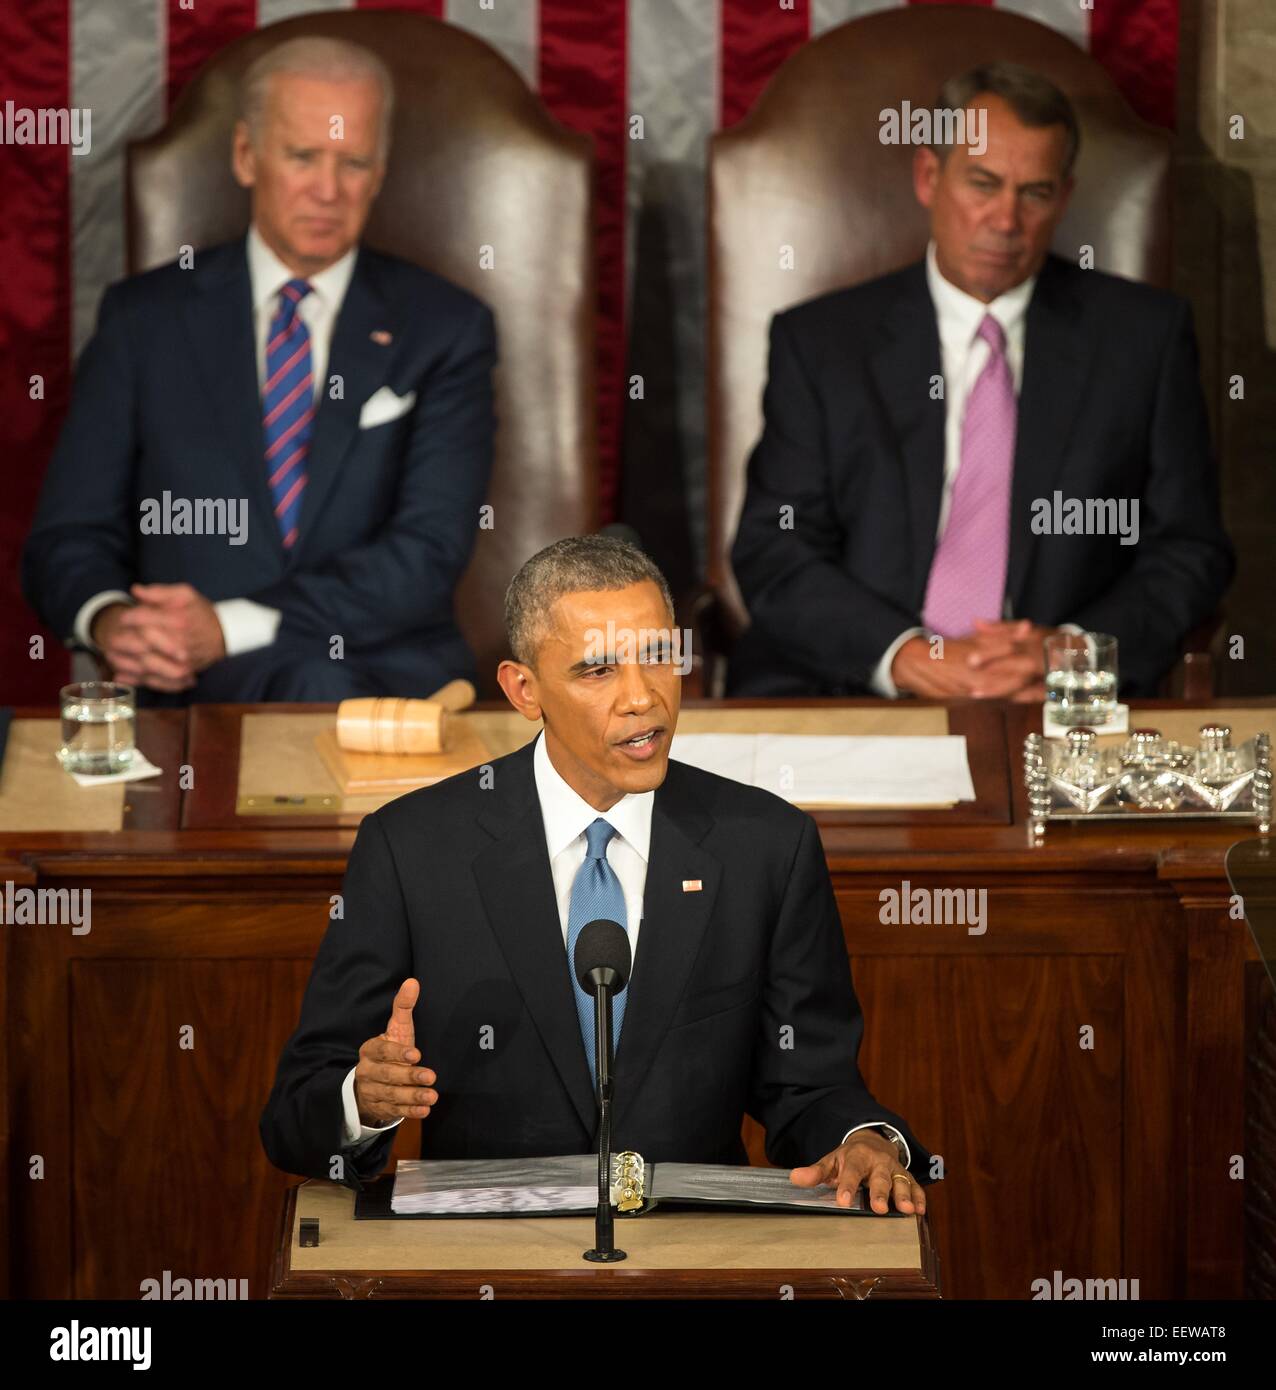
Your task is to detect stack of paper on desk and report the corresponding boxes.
[667,733,976,806]
[390,1155,867,1216]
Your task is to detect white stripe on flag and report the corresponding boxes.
[627,0,718,571]
[811,0,905,37]
[997,0,1090,51]
[259,0,355,24]
[70,0,165,356]
[445,0,538,88]
[814,0,1089,49]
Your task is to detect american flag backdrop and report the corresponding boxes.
[0,0,1179,703]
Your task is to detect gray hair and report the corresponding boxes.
[504,536,676,668]
[239,36,395,161]
[932,61,1080,179]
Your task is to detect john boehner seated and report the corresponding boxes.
[23,36,495,703]
[728,62,1233,702]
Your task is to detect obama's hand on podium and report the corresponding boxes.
[789,1130,925,1215]
[353,978,439,1127]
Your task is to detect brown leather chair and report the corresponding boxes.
[126,9,596,696]
[702,5,1208,696]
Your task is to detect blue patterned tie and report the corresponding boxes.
[262,277,314,549]
[566,818,630,1090]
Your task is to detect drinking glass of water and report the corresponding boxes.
[1043,632,1118,727]
[58,682,135,775]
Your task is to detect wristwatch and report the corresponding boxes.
[873,1124,909,1167]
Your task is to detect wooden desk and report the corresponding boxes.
[272,1180,940,1299]
[182,699,1011,829]
[0,708,185,842]
[2,698,1270,1300]
[0,858,35,1302]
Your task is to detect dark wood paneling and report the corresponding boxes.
[1245,961,1276,1299]
[72,956,313,1298]
[0,860,36,1300]
[5,698,1272,1299]
[856,951,1125,1300]
[1181,881,1252,1297]
[9,874,340,1298]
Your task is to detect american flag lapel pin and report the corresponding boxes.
[682,879,703,893]
[370,329,392,345]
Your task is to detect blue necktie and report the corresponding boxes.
[262,278,314,549]
[566,818,630,1090]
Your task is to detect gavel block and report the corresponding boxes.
[315,681,491,794]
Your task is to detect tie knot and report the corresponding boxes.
[584,818,617,859]
[279,278,313,312]
[976,312,1006,355]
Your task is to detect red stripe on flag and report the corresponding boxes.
[539,0,628,524]
[719,0,811,129]
[1089,0,1179,129]
[357,0,444,15]
[0,0,72,701]
[166,0,256,113]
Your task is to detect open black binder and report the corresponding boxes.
[353,1154,881,1220]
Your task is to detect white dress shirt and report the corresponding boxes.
[869,238,1037,696]
[72,224,358,657]
[341,731,911,1172]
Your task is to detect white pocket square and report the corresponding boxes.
[359,386,416,429]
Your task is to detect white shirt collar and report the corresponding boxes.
[533,729,654,865]
[924,237,1036,346]
[246,223,358,316]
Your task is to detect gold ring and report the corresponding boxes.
[890,1172,911,1184]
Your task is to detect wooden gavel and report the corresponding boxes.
[334,680,477,755]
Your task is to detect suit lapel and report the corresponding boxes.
[611,763,720,1132]
[867,264,947,607]
[471,741,599,1135]
[1007,256,1091,609]
[471,743,724,1140]
[182,239,279,549]
[292,248,402,563]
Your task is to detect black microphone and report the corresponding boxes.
[575,920,631,995]
[573,919,632,1263]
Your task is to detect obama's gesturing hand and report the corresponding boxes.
[353,978,439,1127]
[789,1130,925,1215]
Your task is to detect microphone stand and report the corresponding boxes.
[583,979,626,1263]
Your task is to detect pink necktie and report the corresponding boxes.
[921,312,1016,638]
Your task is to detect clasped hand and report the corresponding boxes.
[891,618,1053,701]
[92,582,227,692]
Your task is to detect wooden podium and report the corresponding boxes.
[270,1179,941,1299]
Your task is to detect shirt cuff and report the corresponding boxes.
[868,627,928,698]
[842,1121,911,1171]
[73,590,132,650]
[213,598,282,657]
[341,1064,403,1146]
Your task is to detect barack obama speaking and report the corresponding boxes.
[261,536,932,1215]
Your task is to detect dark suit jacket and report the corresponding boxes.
[22,235,495,698]
[260,735,931,1188]
[728,254,1234,698]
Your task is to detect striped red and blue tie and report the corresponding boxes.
[262,277,314,549]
